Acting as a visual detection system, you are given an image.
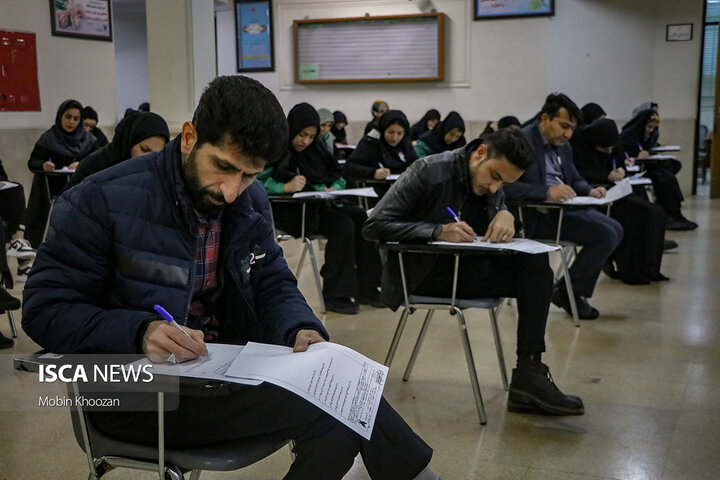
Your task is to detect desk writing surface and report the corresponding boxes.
[650,145,680,153]
[430,237,559,254]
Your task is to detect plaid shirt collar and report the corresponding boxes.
[192,210,222,296]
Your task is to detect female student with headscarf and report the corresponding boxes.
[81,106,109,147]
[364,100,389,135]
[331,110,348,145]
[65,111,170,190]
[409,109,440,143]
[572,118,669,284]
[413,111,466,158]
[25,99,98,247]
[260,103,383,314]
[344,110,417,182]
[580,103,606,126]
[616,108,697,230]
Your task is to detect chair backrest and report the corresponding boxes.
[699,124,709,148]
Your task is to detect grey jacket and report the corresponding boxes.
[363,139,507,310]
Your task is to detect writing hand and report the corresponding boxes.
[482,210,515,243]
[293,329,327,352]
[143,320,208,363]
[374,168,391,180]
[437,221,476,243]
[283,175,306,193]
[589,187,607,198]
[68,161,79,170]
[607,168,625,182]
[547,184,576,202]
[42,161,56,172]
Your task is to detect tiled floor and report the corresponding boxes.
[1,196,719,480]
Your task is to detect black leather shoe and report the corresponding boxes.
[508,358,584,415]
[0,332,13,349]
[666,216,698,231]
[0,288,21,311]
[551,287,599,320]
[324,296,360,315]
[357,289,386,308]
[663,239,678,251]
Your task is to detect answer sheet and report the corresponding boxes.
[0,181,19,191]
[292,187,378,199]
[226,342,387,440]
[562,178,632,205]
[430,237,560,254]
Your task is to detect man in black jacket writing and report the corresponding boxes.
[363,127,584,416]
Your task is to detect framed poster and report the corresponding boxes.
[49,0,112,41]
[474,0,554,21]
[0,31,41,111]
[235,0,274,72]
[666,24,693,42]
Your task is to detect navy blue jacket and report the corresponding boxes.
[504,124,592,235]
[22,138,327,354]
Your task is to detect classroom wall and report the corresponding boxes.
[114,0,150,123]
[0,0,117,189]
[216,0,704,194]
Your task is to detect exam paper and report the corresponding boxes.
[430,237,560,254]
[292,187,378,199]
[386,174,401,181]
[562,179,632,205]
[650,145,680,152]
[624,172,652,186]
[626,165,640,172]
[128,344,261,386]
[54,167,76,173]
[641,155,677,161]
[226,342,387,440]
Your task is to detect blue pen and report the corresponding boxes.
[153,304,192,339]
[612,158,617,169]
[637,143,644,152]
[445,206,461,223]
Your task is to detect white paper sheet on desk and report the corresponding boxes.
[624,172,652,186]
[626,165,640,172]
[292,187,378,199]
[54,167,76,173]
[643,155,677,161]
[563,179,632,205]
[226,342,387,440]
[650,145,680,152]
[0,181,19,191]
[128,344,261,386]
[386,174,401,181]
[430,237,560,254]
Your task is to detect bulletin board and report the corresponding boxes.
[293,13,445,84]
[0,30,41,112]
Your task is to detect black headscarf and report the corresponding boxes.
[376,110,417,169]
[618,109,660,156]
[277,103,341,186]
[498,116,521,129]
[571,118,619,184]
[81,106,98,121]
[418,111,466,154]
[138,102,150,112]
[580,103,606,126]
[36,99,96,158]
[330,110,347,143]
[81,105,109,147]
[409,109,441,141]
[631,101,657,118]
[65,112,170,190]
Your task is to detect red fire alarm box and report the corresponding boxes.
[0,30,41,112]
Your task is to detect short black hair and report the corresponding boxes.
[483,127,534,171]
[540,93,582,124]
[192,75,288,166]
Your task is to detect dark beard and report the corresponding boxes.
[183,148,227,216]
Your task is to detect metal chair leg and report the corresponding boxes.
[559,248,581,327]
[7,309,18,338]
[304,239,326,313]
[454,307,487,425]
[403,310,434,381]
[188,470,202,480]
[488,308,508,390]
[385,307,411,367]
[296,241,310,277]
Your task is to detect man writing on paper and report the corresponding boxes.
[22,76,437,480]
[363,127,584,416]
[503,93,623,320]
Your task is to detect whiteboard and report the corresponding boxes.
[294,14,444,83]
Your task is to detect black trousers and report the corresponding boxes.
[273,202,381,298]
[645,161,684,219]
[26,174,68,248]
[608,195,666,283]
[532,209,623,298]
[413,252,552,355]
[90,383,432,480]
[0,182,27,235]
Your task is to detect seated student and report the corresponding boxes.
[413,111,466,158]
[81,106,109,147]
[480,116,522,136]
[579,103,606,126]
[261,102,383,314]
[632,101,658,118]
[363,127,584,416]
[364,100,389,135]
[409,109,440,144]
[66,111,170,190]
[616,108,697,231]
[571,118,669,284]
[0,155,36,285]
[0,217,22,350]
[344,110,418,183]
[138,101,150,112]
[331,110,348,146]
[317,108,335,155]
[22,76,437,480]
[25,99,98,247]
[503,93,623,320]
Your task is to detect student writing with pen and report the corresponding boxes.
[364,127,585,417]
